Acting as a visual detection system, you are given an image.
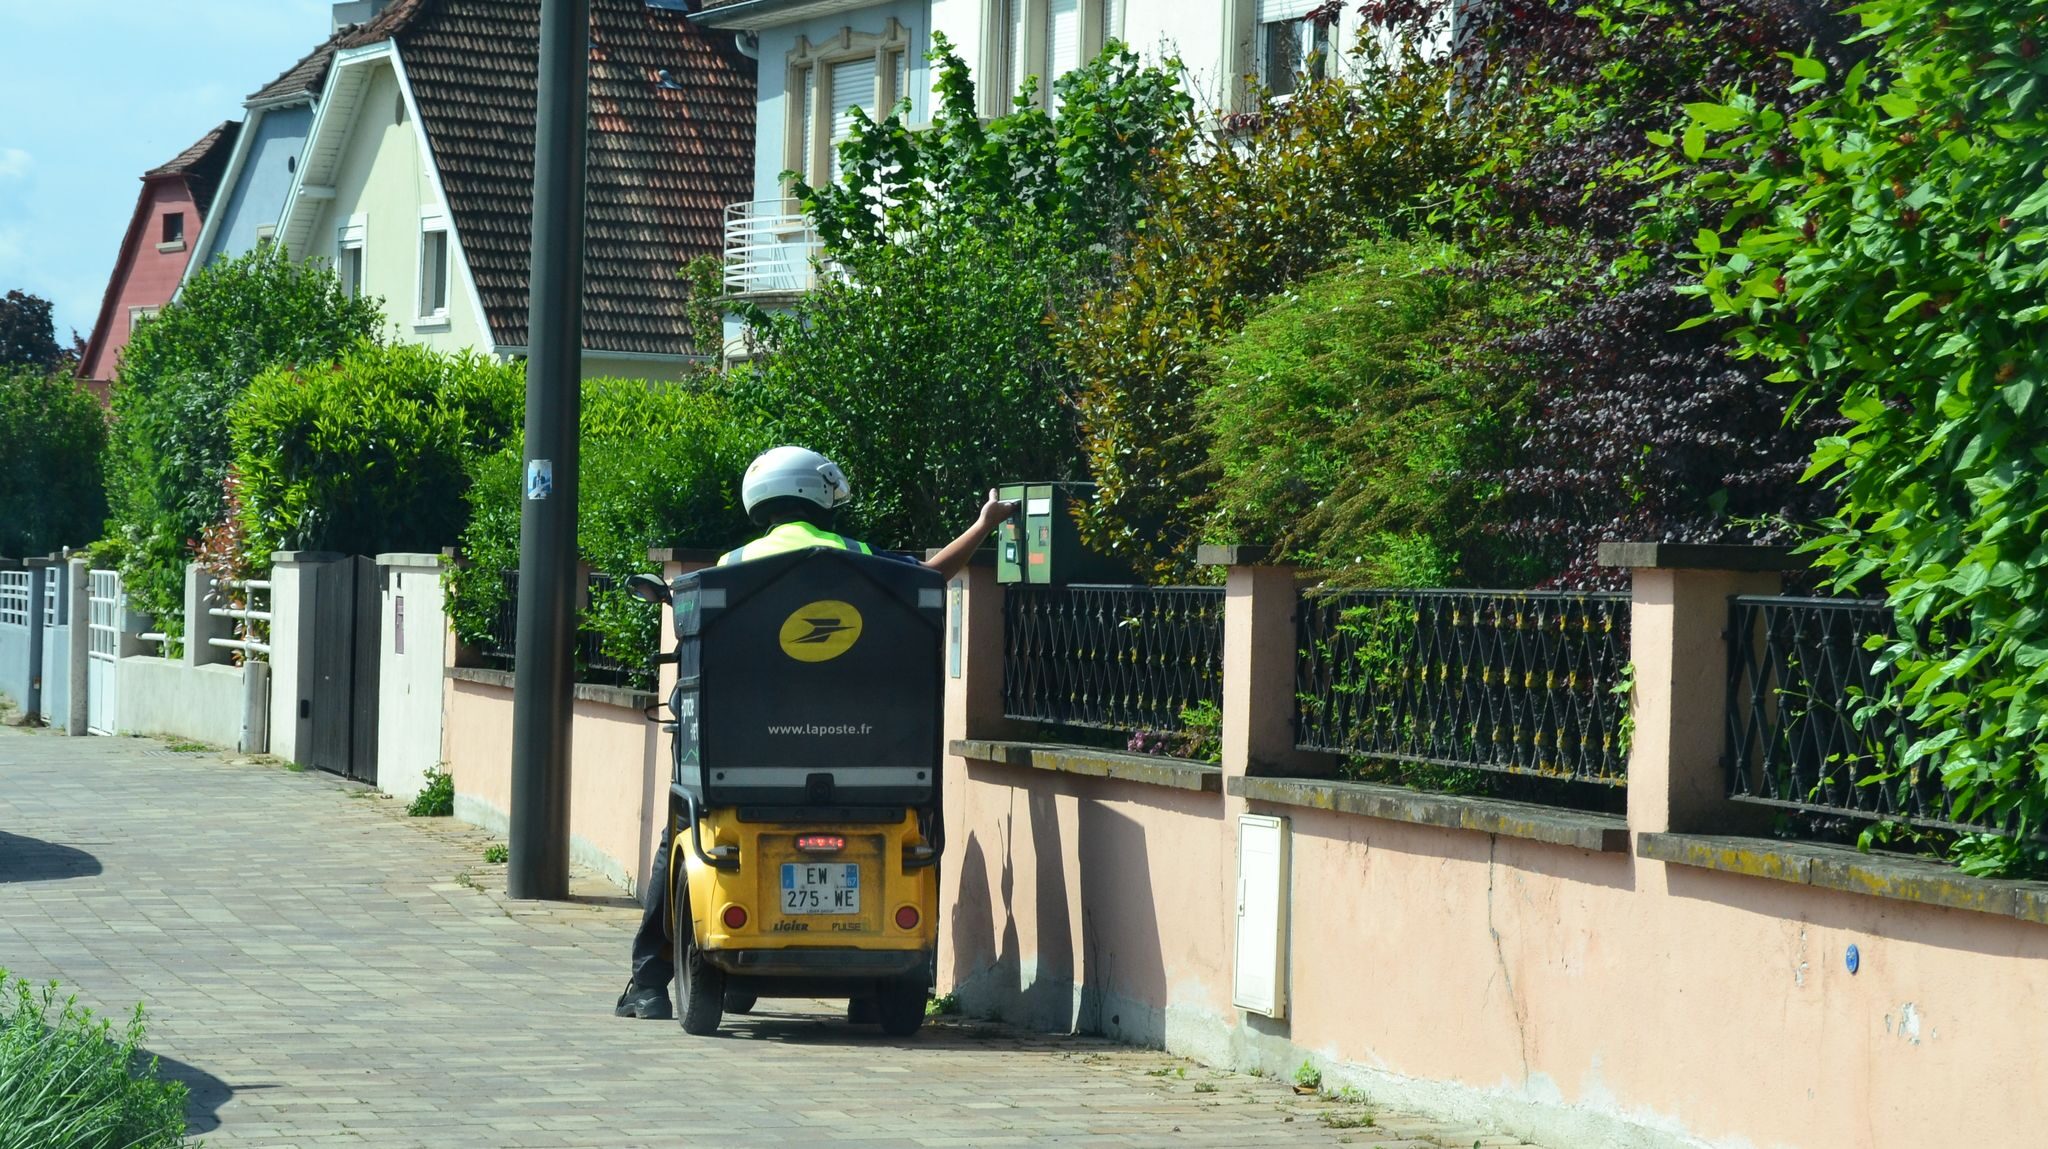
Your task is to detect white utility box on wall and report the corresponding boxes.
[1233,813,1291,1017]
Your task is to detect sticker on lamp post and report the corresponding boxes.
[527,459,554,500]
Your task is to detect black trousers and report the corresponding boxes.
[629,822,675,989]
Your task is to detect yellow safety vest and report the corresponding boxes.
[717,521,874,566]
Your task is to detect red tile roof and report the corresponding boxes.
[341,0,757,356]
[143,120,241,219]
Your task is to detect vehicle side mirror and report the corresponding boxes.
[625,572,671,605]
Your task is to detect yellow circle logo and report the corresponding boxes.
[778,600,864,662]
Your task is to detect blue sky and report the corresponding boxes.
[0,0,332,343]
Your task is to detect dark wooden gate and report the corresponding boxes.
[305,556,380,784]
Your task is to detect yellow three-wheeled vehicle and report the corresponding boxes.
[631,546,945,1036]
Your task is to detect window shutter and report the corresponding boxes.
[1101,0,1120,46]
[1047,0,1080,78]
[1008,0,1027,96]
[892,49,908,111]
[800,67,817,183]
[828,56,877,182]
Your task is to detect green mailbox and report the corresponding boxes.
[995,482,1129,585]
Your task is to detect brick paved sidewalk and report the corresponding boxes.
[0,726,1536,1149]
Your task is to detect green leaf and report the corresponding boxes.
[1883,292,1932,323]
[2004,379,2037,415]
[1790,55,1827,81]
[1682,124,1706,161]
[1682,102,1748,131]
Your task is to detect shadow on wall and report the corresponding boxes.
[0,830,104,883]
[952,775,1169,1041]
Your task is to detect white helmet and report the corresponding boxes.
[741,446,852,520]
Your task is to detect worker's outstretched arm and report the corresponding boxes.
[923,489,1018,580]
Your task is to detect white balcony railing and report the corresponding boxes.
[723,200,824,296]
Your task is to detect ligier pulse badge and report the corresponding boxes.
[777,600,864,662]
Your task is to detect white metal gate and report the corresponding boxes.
[87,568,120,736]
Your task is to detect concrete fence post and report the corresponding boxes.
[1202,546,1319,800]
[940,556,1023,749]
[22,559,52,722]
[182,562,230,667]
[1598,543,1804,837]
[65,558,88,736]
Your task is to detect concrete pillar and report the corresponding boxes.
[1202,547,1321,802]
[268,551,344,764]
[1599,543,1801,836]
[22,559,51,722]
[65,558,88,736]
[183,562,231,667]
[376,553,448,801]
[940,557,1024,748]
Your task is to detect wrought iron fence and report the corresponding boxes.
[1724,596,2003,833]
[1003,585,1225,732]
[580,571,656,691]
[1296,589,1633,784]
[474,569,655,691]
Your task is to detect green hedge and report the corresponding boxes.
[1198,240,1537,587]
[229,344,524,561]
[106,247,383,635]
[0,369,106,558]
[447,378,766,685]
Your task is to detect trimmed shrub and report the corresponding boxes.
[1197,240,1538,587]
[228,344,524,562]
[447,378,766,684]
[0,368,107,557]
[0,971,189,1149]
[106,247,383,636]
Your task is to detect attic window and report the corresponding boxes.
[417,215,450,323]
[162,213,184,244]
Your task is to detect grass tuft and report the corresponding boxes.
[0,970,190,1148]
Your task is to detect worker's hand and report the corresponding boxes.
[978,488,1021,530]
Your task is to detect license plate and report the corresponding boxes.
[781,862,860,914]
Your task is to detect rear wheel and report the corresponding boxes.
[673,901,725,1036]
[876,978,927,1038]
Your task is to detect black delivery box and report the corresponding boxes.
[669,547,945,810]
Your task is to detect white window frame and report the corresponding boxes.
[337,214,367,300]
[985,0,1121,116]
[126,306,159,334]
[786,22,913,189]
[416,208,451,327]
[1255,0,1332,100]
[1229,0,1340,113]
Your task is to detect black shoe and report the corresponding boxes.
[615,982,673,1019]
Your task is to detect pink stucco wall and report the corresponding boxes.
[442,677,661,893]
[936,563,2048,1149]
[82,178,201,384]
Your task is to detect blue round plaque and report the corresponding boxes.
[1845,943,1861,974]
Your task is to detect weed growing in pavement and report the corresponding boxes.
[483,843,508,864]
[454,871,477,889]
[409,765,454,817]
[1320,1111,1376,1129]
[0,970,189,1148]
[1192,1082,1217,1094]
[1293,1060,1322,1091]
[923,992,959,1018]
[164,740,207,753]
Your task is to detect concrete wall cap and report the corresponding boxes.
[22,557,54,569]
[373,553,446,569]
[1195,543,1273,567]
[270,550,349,565]
[1596,541,1808,572]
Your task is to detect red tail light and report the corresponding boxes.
[722,904,749,930]
[894,905,920,930]
[796,834,846,853]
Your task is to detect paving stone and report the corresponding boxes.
[0,727,1551,1149]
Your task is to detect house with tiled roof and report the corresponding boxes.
[78,121,241,394]
[184,27,350,276]
[274,0,757,376]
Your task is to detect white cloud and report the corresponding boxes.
[0,148,29,180]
